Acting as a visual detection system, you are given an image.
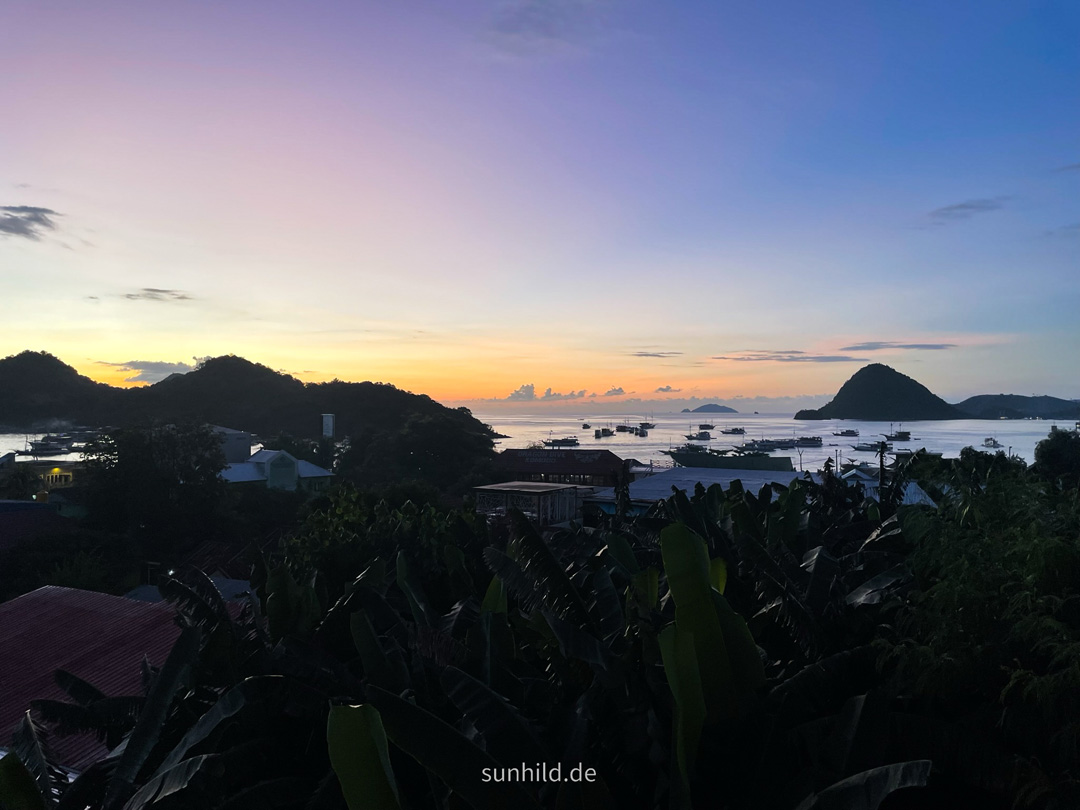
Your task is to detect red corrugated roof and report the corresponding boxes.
[0,586,181,771]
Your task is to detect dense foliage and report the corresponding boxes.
[3,432,1079,809]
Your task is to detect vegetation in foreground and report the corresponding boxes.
[0,430,1078,809]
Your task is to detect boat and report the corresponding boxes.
[982,437,1003,449]
[16,434,75,457]
[615,424,631,433]
[833,429,859,437]
[582,423,591,430]
[662,445,795,471]
[637,428,648,437]
[684,431,711,441]
[740,438,797,451]
[720,427,746,435]
[697,423,715,431]
[794,436,823,447]
[639,421,656,430]
[543,437,580,447]
[852,441,892,452]
[884,423,911,442]
[595,428,615,438]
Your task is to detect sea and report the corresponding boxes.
[470,412,1070,472]
[2,414,1070,472]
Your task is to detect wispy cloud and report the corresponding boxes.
[839,341,957,352]
[602,386,625,396]
[0,205,59,240]
[655,385,682,393]
[97,359,194,383]
[1054,163,1080,172]
[712,350,867,363]
[1046,223,1080,238]
[122,288,193,302]
[926,197,1008,225]
[487,0,605,55]
[629,351,683,358]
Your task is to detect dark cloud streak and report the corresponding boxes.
[0,205,60,239]
[840,341,957,351]
[122,288,193,302]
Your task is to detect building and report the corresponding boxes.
[473,481,579,527]
[587,467,823,517]
[0,587,181,770]
[221,448,334,492]
[492,448,638,487]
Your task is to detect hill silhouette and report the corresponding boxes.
[0,351,121,429]
[953,394,1080,420]
[794,364,964,421]
[0,352,498,489]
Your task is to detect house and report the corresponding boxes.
[492,448,640,487]
[840,466,936,507]
[221,448,333,492]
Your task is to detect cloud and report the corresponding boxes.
[540,387,586,400]
[503,383,588,401]
[629,351,683,358]
[602,386,625,396]
[839,341,957,352]
[927,197,1008,225]
[488,0,604,54]
[712,350,867,363]
[1046,223,1080,238]
[1054,163,1080,172]
[655,385,682,393]
[97,359,194,383]
[122,288,193,302]
[0,205,59,240]
[505,383,537,401]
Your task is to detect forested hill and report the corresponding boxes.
[794,364,964,421]
[0,351,494,442]
[954,393,1080,420]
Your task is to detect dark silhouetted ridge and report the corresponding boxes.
[794,364,963,421]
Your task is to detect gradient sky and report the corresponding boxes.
[2,0,1077,410]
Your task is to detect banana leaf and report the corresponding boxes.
[364,685,543,810]
[793,760,932,810]
[327,704,400,810]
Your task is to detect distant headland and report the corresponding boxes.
[795,363,1080,421]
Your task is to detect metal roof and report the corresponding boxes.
[0,587,180,770]
[589,467,821,504]
[494,448,626,475]
[474,481,578,494]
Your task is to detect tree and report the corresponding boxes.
[1034,427,1080,489]
[83,423,227,556]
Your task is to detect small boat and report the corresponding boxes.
[582,423,591,430]
[852,441,892,452]
[637,428,648,437]
[639,421,656,430]
[833,429,859,437]
[684,431,711,441]
[794,436,823,447]
[698,423,715,431]
[597,428,615,438]
[982,437,1003,449]
[720,427,746,435]
[543,436,580,447]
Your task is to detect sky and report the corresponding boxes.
[2,0,1078,412]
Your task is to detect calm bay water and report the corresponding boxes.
[3,415,1070,473]
[472,412,1069,471]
